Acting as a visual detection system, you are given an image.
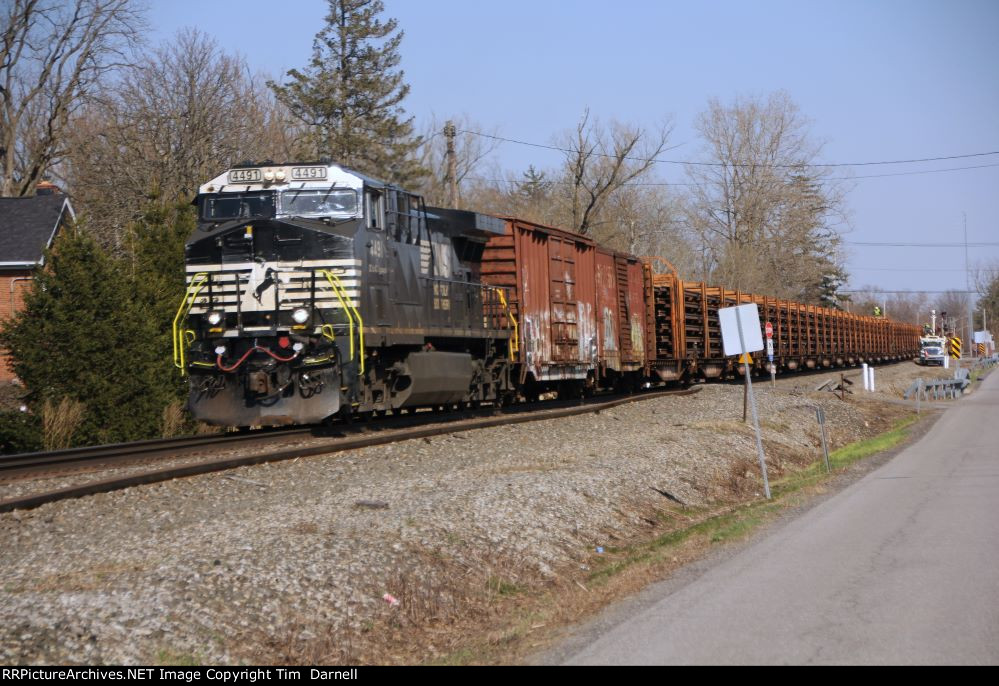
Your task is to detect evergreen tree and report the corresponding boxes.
[268,0,424,185]
[517,165,552,204]
[814,265,850,310]
[0,226,174,445]
[128,202,198,413]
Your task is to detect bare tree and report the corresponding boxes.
[935,289,975,336]
[0,0,144,197]
[64,29,301,249]
[442,112,690,269]
[849,289,933,325]
[974,261,999,335]
[557,108,674,236]
[599,183,696,272]
[684,92,848,301]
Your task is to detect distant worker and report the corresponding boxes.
[873,306,882,317]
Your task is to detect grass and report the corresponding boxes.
[827,415,917,466]
[584,413,920,588]
[487,577,523,597]
[154,648,201,666]
[969,367,986,383]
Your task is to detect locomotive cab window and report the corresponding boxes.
[201,192,275,221]
[392,193,416,243]
[366,190,385,231]
[279,189,358,219]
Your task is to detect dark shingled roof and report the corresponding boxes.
[0,194,73,267]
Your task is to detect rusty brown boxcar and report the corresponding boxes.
[482,218,599,393]
[482,218,659,395]
[593,249,648,386]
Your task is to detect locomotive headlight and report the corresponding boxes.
[275,169,286,181]
[292,307,310,324]
[207,311,224,326]
[263,170,275,182]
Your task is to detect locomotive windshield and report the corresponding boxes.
[279,188,359,219]
[201,192,275,221]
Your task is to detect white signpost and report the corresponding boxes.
[719,304,771,499]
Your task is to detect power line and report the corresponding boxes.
[841,289,978,294]
[466,174,701,188]
[465,160,999,188]
[850,267,970,272]
[460,129,999,170]
[842,162,999,180]
[845,241,999,248]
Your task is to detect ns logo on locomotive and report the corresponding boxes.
[176,161,517,427]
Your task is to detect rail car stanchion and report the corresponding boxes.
[720,304,771,500]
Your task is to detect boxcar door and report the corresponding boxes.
[548,236,579,362]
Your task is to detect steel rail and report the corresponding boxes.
[0,387,699,513]
[0,426,315,480]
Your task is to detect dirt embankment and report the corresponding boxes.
[0,360,959,665]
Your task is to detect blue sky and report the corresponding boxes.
[148,0,999,299]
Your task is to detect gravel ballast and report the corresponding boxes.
[0,360,966,664]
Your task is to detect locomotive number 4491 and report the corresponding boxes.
[291,166,328,180]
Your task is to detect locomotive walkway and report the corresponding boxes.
[552,369,999,665]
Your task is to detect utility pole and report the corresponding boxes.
[444,120,458,209]
[964,212,973,353]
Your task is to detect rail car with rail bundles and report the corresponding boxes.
[174,161,921,427]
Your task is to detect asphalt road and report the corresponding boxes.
[555,368,999,665]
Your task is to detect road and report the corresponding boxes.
[555,368,999,665]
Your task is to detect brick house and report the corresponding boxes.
[0,187,75,382]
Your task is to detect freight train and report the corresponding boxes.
[174,161,922,427]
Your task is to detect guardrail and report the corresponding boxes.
[903,355,997,402]
[904,370,968,401]
[970,354,999,372]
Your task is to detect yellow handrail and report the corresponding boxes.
[321,270,365,374]
[172,272,209,372]
[493,287,519,361]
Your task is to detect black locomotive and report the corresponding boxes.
[176,162,515,426]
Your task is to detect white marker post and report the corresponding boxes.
[862,363,869,391]
[719,304,771,500]
[766,321,775,389]
[869,366,875,393]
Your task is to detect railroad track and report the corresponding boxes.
[0,425,315,481]
[0,387,700,513]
